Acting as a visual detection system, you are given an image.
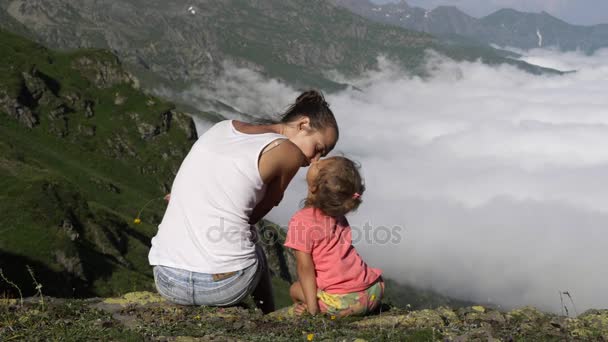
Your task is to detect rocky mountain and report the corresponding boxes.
[332,0,608,52]
[0,0,550,100]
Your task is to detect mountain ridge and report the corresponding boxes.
[332,0,608,52]
[0,0,555,104]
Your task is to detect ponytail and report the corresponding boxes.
[281,90,339,137]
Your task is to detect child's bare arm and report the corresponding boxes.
[295,250,319,315]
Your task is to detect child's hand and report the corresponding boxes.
[294,303,308,316]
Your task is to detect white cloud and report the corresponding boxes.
[190,49,608,313]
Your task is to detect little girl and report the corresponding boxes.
[284,156,384,317]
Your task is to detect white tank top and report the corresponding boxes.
[148,120,286,273]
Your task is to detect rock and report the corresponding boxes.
[84,101,95,118]
[0,88,39,128]
[13,105,38,128]
[569,310,608,340]
[114,92,126,105]
[471,305,485,313]
[71,55,132,88]
[61,218,79,241]
[436,306,460,326]
[127,73,140,90]
[460,306,505,325]
[452,327,499,342]
[49,104,71,120]
[173,111,198,141]
[22,71,49,102]
[103,291,166,306]
[77,124,96,137]
[161,110,172,133]
[107,183,121,194]
[353,309,444,329]
[62,92,81,107]
[106,134,137,158]
[507,306,546,324]
[482,310,506,325]
[53,250,86,280]
[137,122,161,140]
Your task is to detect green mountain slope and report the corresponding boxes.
[0,28,198,298]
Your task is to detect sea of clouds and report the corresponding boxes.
[182,48,608,314]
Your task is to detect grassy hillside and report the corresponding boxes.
[0,28,197,298]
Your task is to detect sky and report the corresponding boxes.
[174,48,608,314]
[371,0,608,26]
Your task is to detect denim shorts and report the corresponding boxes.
[153,245,266,306]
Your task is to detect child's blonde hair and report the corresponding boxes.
[305,156,365,217]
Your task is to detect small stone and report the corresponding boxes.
[114,92,126,105]
[472,306,486,313]
[84,101,95,117]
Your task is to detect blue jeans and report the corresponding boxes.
[153,245,266,306]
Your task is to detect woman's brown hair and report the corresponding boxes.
[280,90,339,139]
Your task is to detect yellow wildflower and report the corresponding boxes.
[370,294,376,301]
[330,315,336,320]
[307,333,314,341]
[133,218,142,224]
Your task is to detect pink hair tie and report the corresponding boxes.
[352,192,361,200]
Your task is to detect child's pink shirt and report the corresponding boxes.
[284,207,383,294]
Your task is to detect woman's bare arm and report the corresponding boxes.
[249,140,304,225]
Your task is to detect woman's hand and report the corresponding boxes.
[164,193,171,202]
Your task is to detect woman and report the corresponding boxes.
[148,90,339,313]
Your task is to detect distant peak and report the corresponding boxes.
[491,8,524,16]
[434,5,460,10]
[540,10,556,18]
[433,5,466,14]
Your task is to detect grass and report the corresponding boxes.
[0,28,195,298]
[3,293,607,341]
[0,298,442,341]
